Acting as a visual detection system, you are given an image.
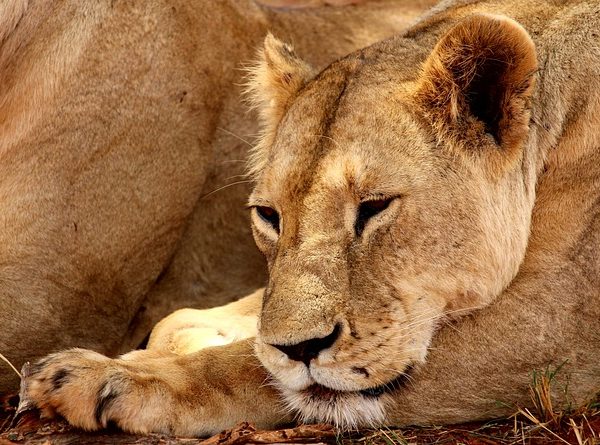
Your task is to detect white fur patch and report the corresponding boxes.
[278,383,386,430]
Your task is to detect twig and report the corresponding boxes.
[569,418,584,445]
[518,408,570,445]
[0,352,20,378]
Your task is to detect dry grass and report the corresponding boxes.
[0,354,20,380]
[343,401,599,445]
[0,398,598,444]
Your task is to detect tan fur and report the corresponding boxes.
[0,0,28,45]
[18,0,600,437]
[0,0,427,392]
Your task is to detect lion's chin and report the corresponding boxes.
[276,371,412,429]
[279,383,387,429]
[264,365,412,430]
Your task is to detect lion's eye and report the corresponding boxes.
[355,198,394,236]
[255,206,280,234]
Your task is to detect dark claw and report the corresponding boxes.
[17,362,35,415]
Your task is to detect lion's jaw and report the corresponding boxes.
[246,15,537,428]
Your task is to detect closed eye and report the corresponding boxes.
[355,198,395,236]
[253,206,280,234]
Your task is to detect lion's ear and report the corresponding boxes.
[245,34,315,177]
[415,14,537,154]
[246,33,315,132]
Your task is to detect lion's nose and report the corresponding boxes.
[269,323,341,366]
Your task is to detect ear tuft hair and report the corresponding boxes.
[244,33,315,178]
[415,14,537,157]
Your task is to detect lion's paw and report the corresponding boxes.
[19,349,113,430]
[17,340,277,436]
[18,349,173,434]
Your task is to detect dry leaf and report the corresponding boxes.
[199,423,336,445]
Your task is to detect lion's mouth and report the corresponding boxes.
[303,366,413,401]
[275,365,415,428]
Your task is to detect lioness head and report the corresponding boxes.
[246,15,537,427]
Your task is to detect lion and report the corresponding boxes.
[0,0,429,392]
[17,0,600,437]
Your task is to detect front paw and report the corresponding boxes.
[19,348,112,430]
[17,341,283,436]
[18,348,173,434]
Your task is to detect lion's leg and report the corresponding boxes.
[20,340,287,437]
[146,288,264,355]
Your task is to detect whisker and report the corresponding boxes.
[0,351,21,378]
[200,180,253,200]
[220,159,248,164]
[317,134,341,148]
[225,173,250,181]
[217,127,253,147]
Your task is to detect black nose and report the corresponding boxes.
[270,324,341,366]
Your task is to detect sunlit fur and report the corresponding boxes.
[243,0,600,428]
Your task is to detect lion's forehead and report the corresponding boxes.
[266,96,442,206]
[269,61,393,165]
[257,58,458,236]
